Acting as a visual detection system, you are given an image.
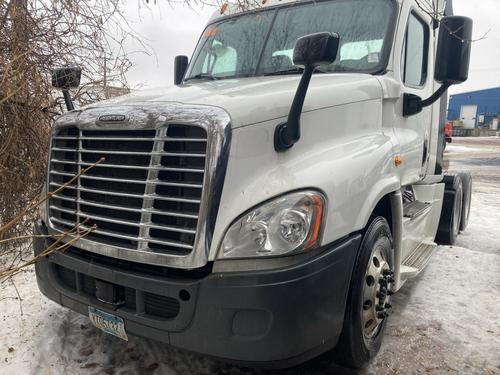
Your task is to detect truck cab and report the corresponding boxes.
[35,0,473,369]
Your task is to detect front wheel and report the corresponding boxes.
[335,217,394,369]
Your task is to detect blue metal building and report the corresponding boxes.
[447,87,500,129]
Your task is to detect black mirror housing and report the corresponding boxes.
[404,16,473,117]
[174,55,189,85]
[293,32,340,68]
[51,66,81,89]
[275,32,340,152]
[435,16,473,84]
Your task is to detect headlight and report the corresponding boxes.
[218,191,325,259]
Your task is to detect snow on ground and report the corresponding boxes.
[1,138,499,375]
[446,144,495,154]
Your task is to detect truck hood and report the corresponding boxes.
[98,74,383,128]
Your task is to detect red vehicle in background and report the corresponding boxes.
[443,121,453,150]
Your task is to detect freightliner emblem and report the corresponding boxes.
[98,114,128,122]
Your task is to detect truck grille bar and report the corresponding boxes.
[48,125,208,257]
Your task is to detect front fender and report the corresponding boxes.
[208,99,400,260]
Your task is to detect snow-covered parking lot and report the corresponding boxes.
[1,137,499,375]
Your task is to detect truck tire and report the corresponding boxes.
[335,217,394,369]
[435,174,463,245]
[457,171,472,231]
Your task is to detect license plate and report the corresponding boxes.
[88,306,128,341]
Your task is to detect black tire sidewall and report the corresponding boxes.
[437,174,464,245]
[336,217,393,369]
[457,172,472,231]
[450,179,463,242]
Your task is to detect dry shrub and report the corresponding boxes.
[0,0,142,254]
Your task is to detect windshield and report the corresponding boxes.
[185,0,395,81]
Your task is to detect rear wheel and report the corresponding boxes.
[457,171,472,231]
[335,217,394,369]
[436,174,463,245]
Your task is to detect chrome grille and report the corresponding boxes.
[48,125,207,256]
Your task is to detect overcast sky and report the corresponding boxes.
[122,0,500,95]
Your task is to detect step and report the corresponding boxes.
[400,265,419,279]
[401,241,438,280]
[403,200,431,220]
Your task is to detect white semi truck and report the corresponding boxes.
[35,0,473,369]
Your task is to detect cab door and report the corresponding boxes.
[393,7,434,185]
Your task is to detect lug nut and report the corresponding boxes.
[385,303,393,309]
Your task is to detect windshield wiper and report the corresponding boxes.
[184,73,220,82]
[264,67,304,76]
[264,67,329,76]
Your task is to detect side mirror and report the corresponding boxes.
[293,32,340,68]
[435,16,473,84]
[51,66,81,111]
[51,66,81,89]
[275,32,339,152]
[174,55,189,85]
[404,16,473,117]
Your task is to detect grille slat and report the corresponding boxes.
[51,147,78,153]
[48,125,206,256]
[50,217,194,250]
[50,195,199,219]
[59,210,197,234]
[51,170,203,188]
[51,159,205,173]
[54,136,207,143]
[51,159,204,172]
[57,149,206,158]
[80,149,163,156]
[49,205,76,215]
[49,183,202,203]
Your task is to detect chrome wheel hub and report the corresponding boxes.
[361,245,394,341]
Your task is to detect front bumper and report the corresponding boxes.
[34,220,361,368]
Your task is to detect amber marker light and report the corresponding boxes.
[303,194,324,250]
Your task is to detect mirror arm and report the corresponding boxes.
[274,65,314,152]
[421,82,451,108]
[403,82,451,117]
[62,89,75,111]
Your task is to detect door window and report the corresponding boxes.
[401,12,429,87]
